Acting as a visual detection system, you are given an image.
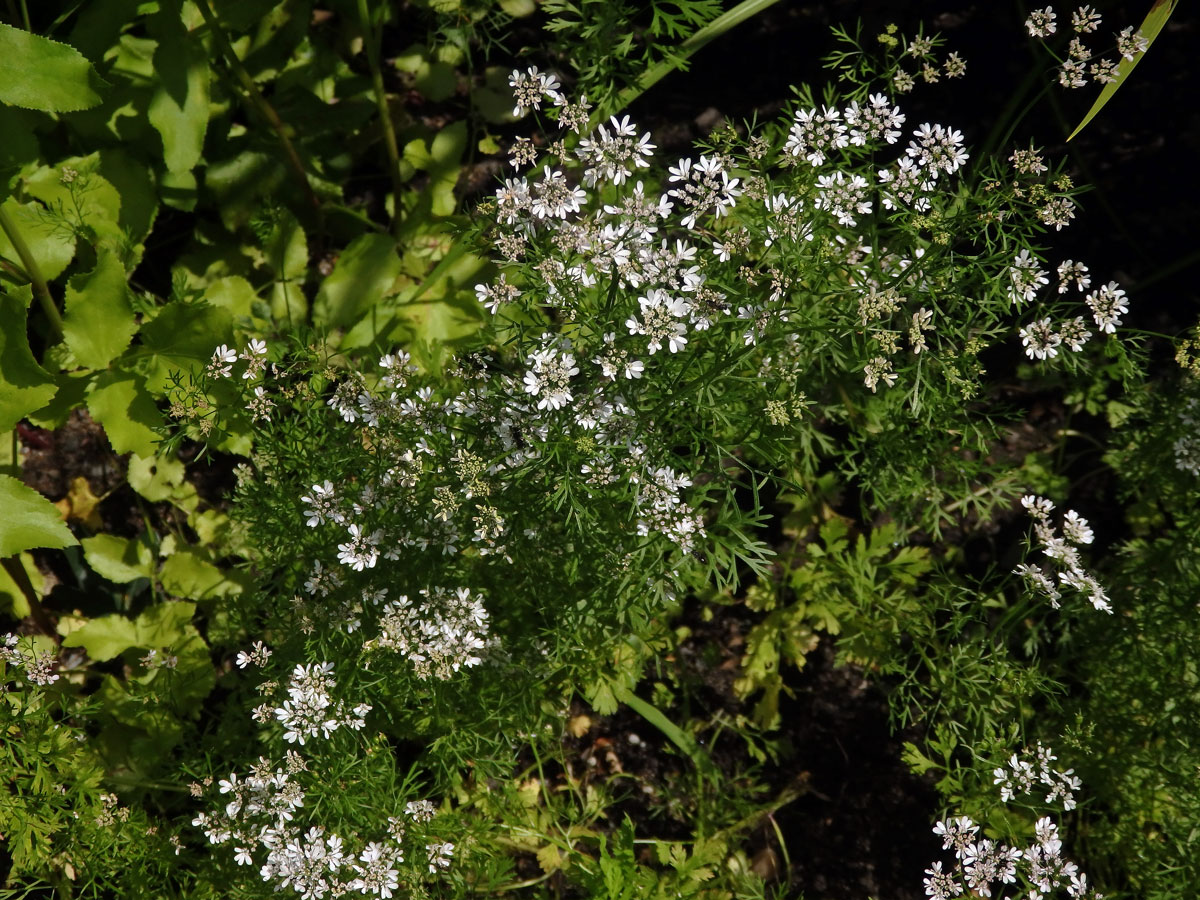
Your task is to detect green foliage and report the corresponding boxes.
[0,3,1194,899]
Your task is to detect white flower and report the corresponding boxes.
[625,289,689,354]
[1026,6,1057,38]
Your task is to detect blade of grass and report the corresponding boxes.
[621,691,720,781]
[1067,0,1178,141]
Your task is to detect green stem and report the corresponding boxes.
[356,0,405,239]
[595,0,783,124]
[2,556,58,642]
[193,0,323,221]
[621,691,720,781]
[0,204,63,339]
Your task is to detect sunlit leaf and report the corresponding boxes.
[0,475,77,557]
[63,250,138,370]
[0,23,103,112]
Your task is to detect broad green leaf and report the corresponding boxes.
[98,149,158,246]
[0,288,58,432]
[0,198,77,282]
[160,168,198,211]
[202,276,258,321]
[86,370,162,456]
[159,548,245,600]
[61,614,140,661]
[148,13,210,173]
[127,452,186,502]
[394,44,457,102]
[81,534,155,583]
[135,600,196,648]
[265,211,309,322]
[0,24,102,112]
[139,298,232,389]
[402,121,467,218]
[0,475,77,557]
[1067,0,1178,141]
[313,232,403,327]
[26,372,92,430]
[62,250,138,369]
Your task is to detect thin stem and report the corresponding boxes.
[193,0,323,223]
[595,0,783,124]
[356,0,405,239]
[18,0,28,30]
[1,557,58,642]
[0,204,63,339]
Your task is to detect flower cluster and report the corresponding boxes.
[365,587,492,681]
[1025,5,1148,90]
[206,339,273,421]
[924,743,1097,899]
[925,813,1099,899]
[194,753,450,899]
[1,633,59,686]
[993,742,1083,809]
[1015,495,1112,613]
[271,662,371,746]
[1009,253,1130,360]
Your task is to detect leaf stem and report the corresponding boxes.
[193,0,323,222]
[356,0,405,239]
[1,556,59,642]
[0,203,63,339]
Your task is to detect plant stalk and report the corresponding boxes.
[356,0,405,239]
[2,556,58,642]
[193,0,323,221]
[0,204,64,339]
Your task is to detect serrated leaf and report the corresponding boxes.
[0,288,58,432]
[139,298,232,390]
[81,533,155,583]
[61,614,139,661]
[0,475,77,556]
[148,13,209,173]
[86,370,162,456]
[159,548,243,600]
[62,250,138,369]
[535,844,564,874]
[0,24,102,112]
[135,600,196,647]
[313,233,403,328]
[1067,0,1178,141]
[127,453,185,502]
